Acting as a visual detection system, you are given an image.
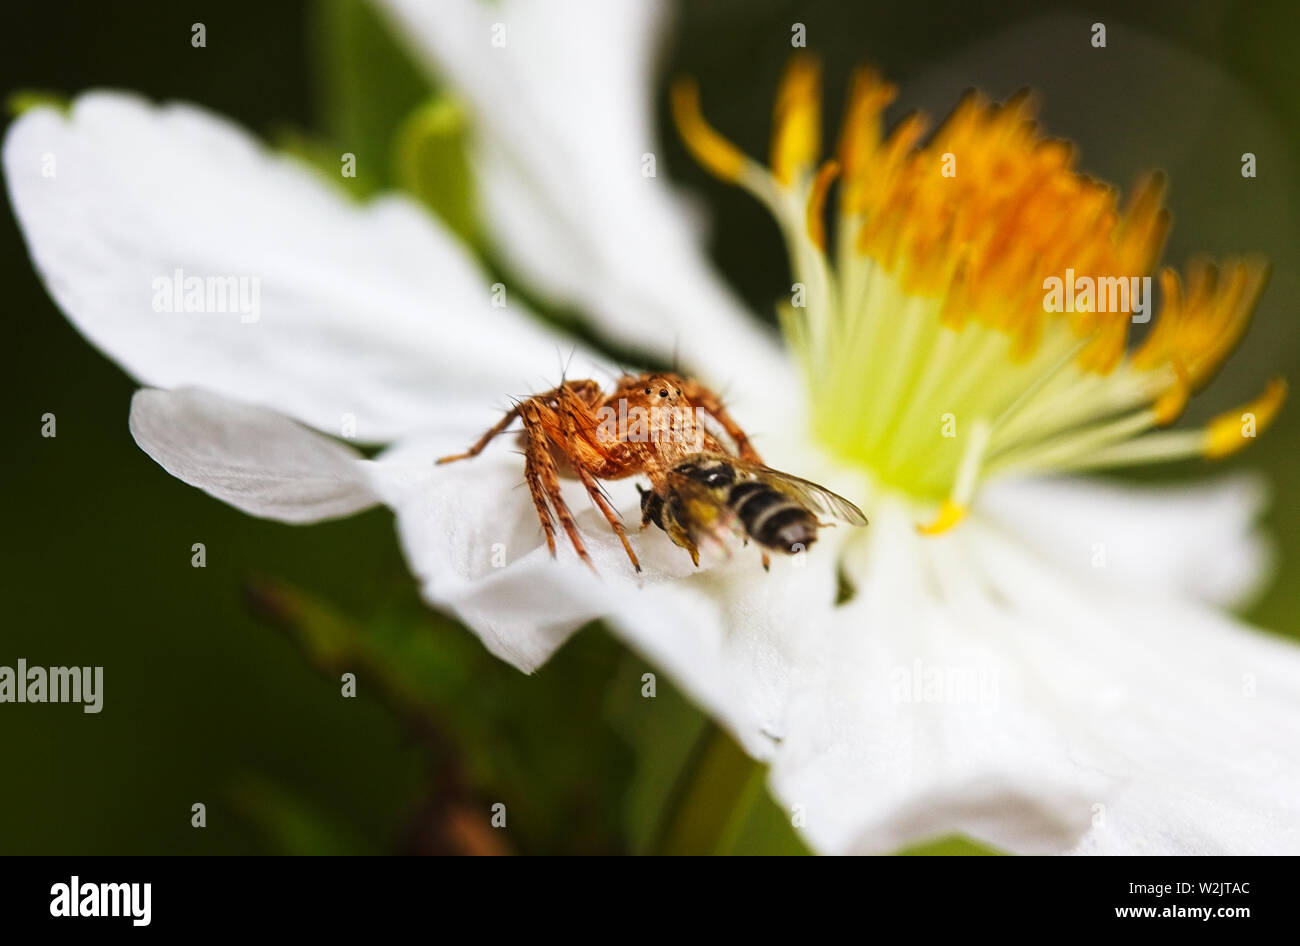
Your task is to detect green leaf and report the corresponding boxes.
[606,656,709,853]
[228,775,379,855]
[608,656,809,855]
[247,579,635,854]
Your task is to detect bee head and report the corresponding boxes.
[675,459,735,488]
[637,484,665,531]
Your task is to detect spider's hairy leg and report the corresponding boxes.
[670,373,764,463]
[436,401,524,464]
[562,378,605,413]
[557,387,641,573]
[438,380,609,465]
[521,402,597,574]
[522,439,558,558]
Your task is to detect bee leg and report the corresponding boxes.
[761,551,771,572]
[522,403,597,574]
[663,514,701,567]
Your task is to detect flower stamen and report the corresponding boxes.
[672,60,1286,522]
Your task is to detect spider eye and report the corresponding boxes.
[676,389,682,396]
[659,389,669,397]
[644,388,651,395]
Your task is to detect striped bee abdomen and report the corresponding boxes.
[727,480,818,553]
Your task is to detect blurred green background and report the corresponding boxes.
[1,0,1296,855]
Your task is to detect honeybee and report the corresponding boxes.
[439,372,867,573]
[639,454,867,566]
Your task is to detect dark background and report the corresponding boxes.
[2,0,1297,854]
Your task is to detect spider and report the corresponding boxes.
[439,372,867,573]
[438,373,760,572]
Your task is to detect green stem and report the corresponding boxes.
[650,720,767,855]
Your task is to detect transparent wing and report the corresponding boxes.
[731,460,869,526]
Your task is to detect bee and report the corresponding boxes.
[439,372,866,573]
[639,454,867,566]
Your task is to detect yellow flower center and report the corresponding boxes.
[672,56,1285,531]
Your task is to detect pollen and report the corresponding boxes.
[771,55,822,188]
[673,59,1286,524]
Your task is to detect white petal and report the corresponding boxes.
[978,474,1273,609]
[129,387,377,523]
[374,0,794,405]
[965,520,1300,856]
[5,93,602,443]
[1063,607,1300,855]
[761,504,1108,854]
[760,502,1300,855]
[366,428,843,760]
[338,410,1300,855]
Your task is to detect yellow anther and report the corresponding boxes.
[806,160,840,252]
[1153,358,1192,426]
[669,78,747,183]
[917,500,968,536]
[1204,377,1287,459]
[771,55,822,188]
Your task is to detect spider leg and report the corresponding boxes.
[438,380,605,464]
[557,394,640,573]
[574,465,639,572]
[669,373,764,463]
[521,402,596,574]
[522,443,558,558]
[438,380,639,575]
[436,402,523,464]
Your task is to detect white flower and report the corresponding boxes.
[6,0,1300,854]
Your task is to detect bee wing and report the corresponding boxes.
[728,460,869,527]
